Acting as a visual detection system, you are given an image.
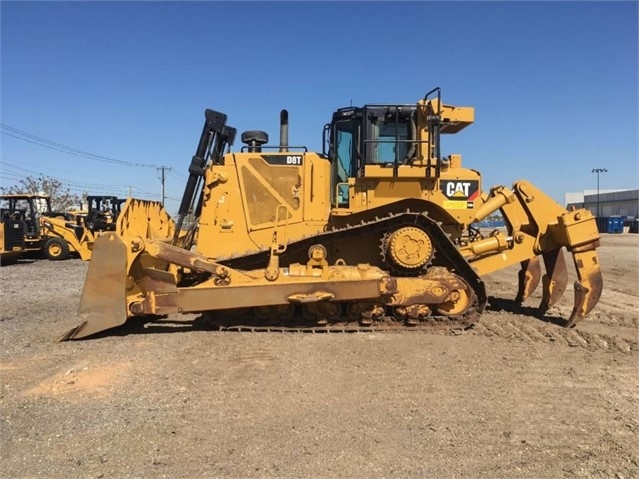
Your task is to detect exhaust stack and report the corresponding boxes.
[279,109,289,152]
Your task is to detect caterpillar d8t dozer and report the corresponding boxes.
[60,87,603,340]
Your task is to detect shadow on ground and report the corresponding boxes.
[486,296,569,327]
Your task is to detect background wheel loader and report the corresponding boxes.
[0,194,61,257]
[61,87,603,340]
[0,194,125,261]
[39,195,126,260]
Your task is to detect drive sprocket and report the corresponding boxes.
[384,226,433,271]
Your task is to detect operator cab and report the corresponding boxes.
[324,88,475,209]
[84,196,125,232]
[325,104,419,207]
[0,194,52,250]
[327,105,417,175]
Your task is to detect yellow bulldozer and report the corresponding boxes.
[60,87,603,340]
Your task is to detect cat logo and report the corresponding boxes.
[440,180,480,201]
[447,182,471,197]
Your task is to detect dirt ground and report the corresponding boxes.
[1,234,637,479]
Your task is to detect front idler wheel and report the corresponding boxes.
[436,288,472,316]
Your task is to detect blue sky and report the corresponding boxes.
[1,1,637,215]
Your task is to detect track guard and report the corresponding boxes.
[58,233,129,341]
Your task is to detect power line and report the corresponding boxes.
[0,173,24,182]
[0,158,137,185]
[0,167,158,198]
[1,160,158,199]
[168,170,188,181]
[1,123,158,168]
[0,161,131,189]
[1,160,61,176]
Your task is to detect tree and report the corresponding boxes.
[0,175,80,211]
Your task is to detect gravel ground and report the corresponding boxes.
[1,234,638,479]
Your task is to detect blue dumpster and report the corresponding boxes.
[596,216,608,233]
[607,216,624,234]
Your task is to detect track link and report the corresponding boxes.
[201,309,476,333]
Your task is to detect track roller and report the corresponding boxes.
[254,304,295,322]
[301,302,342,325]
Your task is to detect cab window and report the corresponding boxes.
[370,119,409,164]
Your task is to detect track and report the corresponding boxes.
[199,307,478,333]
[209,208,488,330]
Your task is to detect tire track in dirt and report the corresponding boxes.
[228,348,279,369]
[472,315,638,353]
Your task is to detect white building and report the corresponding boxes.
[565,189,638,219]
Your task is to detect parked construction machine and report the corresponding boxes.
[60,88,603,340]
[0,194,125,261]
[0,194,59,256]
[0,203,26,264]
[40,195,125,260]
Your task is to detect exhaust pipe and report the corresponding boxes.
[279,109,289,152]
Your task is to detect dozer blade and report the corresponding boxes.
[538,248,568,314]
[566,248,603,328]
[58,233,129,341]
[515,256,541,305]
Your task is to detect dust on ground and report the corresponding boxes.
[1,234,637,479]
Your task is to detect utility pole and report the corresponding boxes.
[591,168,607,218]
[156,166,172,206]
